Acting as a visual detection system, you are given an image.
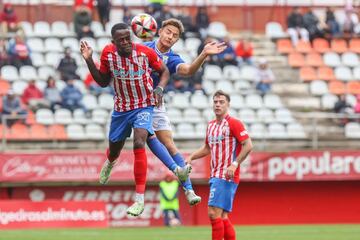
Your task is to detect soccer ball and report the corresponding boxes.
[131,13,157,39]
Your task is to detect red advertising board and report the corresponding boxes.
[0,150,360,182]
[0,200,108,229]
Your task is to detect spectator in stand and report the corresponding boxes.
[74,0,94,13]
[195,6,209,39]
[341,7,358,38]
[235,39,253,66]
[44,76,62,111]
[122,7,133,25]
[148,0,167,14]
[354,94,360,115]
[1,89,27,126]
[84,62,114,95]
[334,94,353,126]
[287,7,309,45]
[255,58,275,95]
[97,0,111,29]
[8,32,32,69]
[165,74,191,94]
[303,8,324,41]
[57,47,80,82]
[218,36,237,68]
[190,82,207,95]
[61,79,86,112]
[325,7,340,37]
[21,80,50,111]
[0,38,10,68]
[153,4,174,31]
[0,3,21,35]
[178,7,199,39]
[74,7,94,39]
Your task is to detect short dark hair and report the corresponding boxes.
[161,18,184,35]
[213,90,230,102]
[111,23,129,37]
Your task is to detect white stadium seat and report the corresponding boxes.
[266,22,288,39]
[257,108,275,124]
[176,123,195,138]
[250,123,266,139]
[45,38,64,52]
[1,65,19,82]
[36,108,54,125]
[66,124,86,140]
[264,94,283,109]
[27,38,44,53]
[335,66,353,81]
[310,80,328,96]
[287,123,307,139]
[230,94,244,110]
[91,109,109,125]
[33,21,51,37]
[239,109,257,124]
[85,123,105,140]
[171,93,190,109]
[38,66,56,81]
[82,94,98,110]
[54,108,73,125]
[203,65,223,81]
[52,21,73,37]
[239,66,257,81]
[268,123,288,139]
[19,66,38,81]
[321,94,338,110]
[245,94,263,109]
[12,80,28,95]
[31,52,45,67]
[223,65,241,81]
[275,108,295,123]
[345,122,360,138]
[323,52,341,67]
[73,109,89,125]
[183,108,203,123]
[341,52,359,67]
[190,93,208,110]
[98,93,114,110]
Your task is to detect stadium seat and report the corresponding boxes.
[268,123,288,139]
[21,21,33,37]
[82,94,98,110]
[207,21,228,39]
[310,80,328,96]
[239,108,257,124]
[239,66,257,81]
[312,38,330,53]
[52,21,73,37]
[203,65,223,81]
[202,108,214,121]
[36,108,55,125]
[91,21,106,38]
[73,80,87,94]
[45,52,62,67]
[215,80,234,94]
[66,124,86,140]
[85,123,105,140]
[73,109,89,124]
[341,52,359,67]
[48,124,67,140]
[0,80,10,96]
[27,38,44,53]
[335,66,353,81]
[264,94,283,109]
[250,123,266,139]
[275,108,295,123]
[31,52,45,67]
[45,38,64,52]
[55,80,66,91]
[346,94,357,107]
[81,37,97,52]
[306,52,323,67]
[347,81,360,94]
[245,94,263,109]
[190,93,208,110]
[229,94,244,110]
[33,21,51,37]
[353,67,360,80]
[265,22,287,39]
[257,108,275,124]
[329,81,346,95]
[185,37,201,52]
[277,39,293,54]
[194,122,207,138]
[288,53,305,68]
[223,65,241,81]
[323,52,341,67]
[9,123,30,140]
[1,65,19,82]
[12,81,28,95]
[97,37,111,51]
[287,123,307,139]
[345,122,360,138]
[202,80,215,95]
[38,66,56,81]
[54,108,73,125]
[349,38,360,54]
[35,80,46,91]
[62,37,80,52]
[295,40,312,53]
[172,39,185,53]
[317,66,335,81]
[29,124,49,140]
[91,109,109,125]
[234,80,251,92]
[176,123,195,138]
[183,108,203,123]
[321,94,338,110]
[300,66,317,81]
[171,93,190,109]
[19,66,38,81]
[167,108,182,124]
[98,93,114,110]
[331,39,348,53]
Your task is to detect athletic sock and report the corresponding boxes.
[134,148,147,194]
[172,152,193,191]
[223,218,236,240]
[135,193,144,204]
[147,137,178,171]
[211,218,224,240]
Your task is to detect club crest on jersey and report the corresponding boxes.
[162,55,169,64]
[113,68,145,78]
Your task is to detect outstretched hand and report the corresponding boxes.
[80,40,93,60]
[203,41,227,56]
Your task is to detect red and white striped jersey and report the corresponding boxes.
[99,43,163,112]
[205,115,249,183]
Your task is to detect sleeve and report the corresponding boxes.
[205,124,209,146]
[99,46,110,74]
[146,48,163,72]
[229,118,249,142]
[168,54,185,75]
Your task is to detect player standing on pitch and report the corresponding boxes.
[144,18,227,205]
[186,90,253,240]
[80,23,172,217]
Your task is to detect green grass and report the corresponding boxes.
[1,225,359,240]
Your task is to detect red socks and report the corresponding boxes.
[211,218,224,240]
[134,148,147,194]
[223,218,236,240]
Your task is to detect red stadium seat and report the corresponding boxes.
[277,39,293,54]
[312,38,330,53]
[49,124,68,140]
[349,38,360,54]
[288,53,305,67]
[347,81,360,94]
[295,40,312,53]
[306,53,324,67]
[30,124,50,140]
[318,67,335,81]
[8,123,30,140]
[0,80,10,96]
[329,81,346,95]
[300,67,317,81]
[331,39,348,53]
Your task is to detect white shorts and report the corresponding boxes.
[152,104,172,131]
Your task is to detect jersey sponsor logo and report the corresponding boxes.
[113,68,145,79]
[240,130,248,136]
[137,111,151,123]
[208,135,224,144]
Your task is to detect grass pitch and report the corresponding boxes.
[1,224,359,240]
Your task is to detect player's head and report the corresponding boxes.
[212,90,230,117]
[111,23,132,56]
[158,18,184,49]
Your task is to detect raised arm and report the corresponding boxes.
[80,41,111,87]
[177,41,227,76]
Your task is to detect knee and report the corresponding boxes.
[133,138,146,149]
[208,209,217,220]
[163,140,178,155]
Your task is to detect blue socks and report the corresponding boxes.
[147,137,178,171]
[172,153,193,191]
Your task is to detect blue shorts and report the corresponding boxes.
[109,106,154,142]
[208,177,238,212]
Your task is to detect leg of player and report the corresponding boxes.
[147,135,191,182]
[222,212,236,240]
[99,140,125,184]
[126,127,149,217]
[208,206,225,240]
[156,130,202,206]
